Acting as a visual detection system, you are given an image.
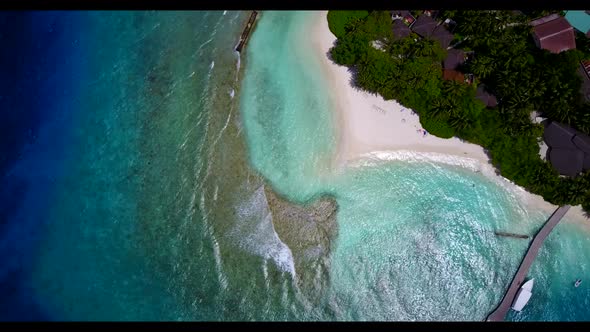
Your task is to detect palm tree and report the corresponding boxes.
[410,39,438,58]
[506,92,531,111]
[564,179,587,205]
[573,106,590,133]
[429,98,452,118]
[527,75,546,101]
[356,67,373,89]
[443,80,466,101]
[455,11,479,36]
[469,55,494,79]
[449,113,472,130]
[554,106,576,125]
[344,18,364,34]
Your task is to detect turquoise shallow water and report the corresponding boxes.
[240,11,590,321]
[3,10,589,321]
[241,11,336,201]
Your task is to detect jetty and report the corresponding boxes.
[487,205,571,321]
[494,231,529,240]
[235,11,258,53]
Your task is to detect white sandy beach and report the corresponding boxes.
[310,11,590,227]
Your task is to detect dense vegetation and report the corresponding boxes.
[326,11,369,38]
[327,10,590,213]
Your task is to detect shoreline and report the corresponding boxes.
[310,11,590,229]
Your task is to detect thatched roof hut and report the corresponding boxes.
[431,25,454,49]
[543,121,590,176]
[411,14,438,38]
[392,19,411,40]
[443,49,465,70]
[548,148,585,177]
[574,133,590,150]
[543,121,578,149]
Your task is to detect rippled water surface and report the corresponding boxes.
[240,11,590,321]
[1,10,589,321]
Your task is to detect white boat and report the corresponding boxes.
[511,279,534,312]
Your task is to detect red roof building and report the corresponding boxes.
[531,15,576,54]
[442,69,465,82]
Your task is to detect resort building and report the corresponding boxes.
[441,18,457,33]
[565,10,590,37]
[422,10,439,19]
[392,19,411,40]
[530,14,576,54]
[442,69,465,83]
[431,25,454,49]
[390,10,415,26]
[409,14,454,49]
[441,48,476,85]
[475,85,498,108]
[543,121,590,177]
[411,14,438,38]
[443,49,466,70]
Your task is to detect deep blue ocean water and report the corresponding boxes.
[0,11,249,320]
[0,11,86,320]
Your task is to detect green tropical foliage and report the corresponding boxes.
[420,115,456,138]
[327,10,369,38]
[328,10,590,212]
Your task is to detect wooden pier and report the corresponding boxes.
[486,205,571,321]
[235,11,258,53]
[494,231,529,240]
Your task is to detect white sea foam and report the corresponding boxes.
[211,234,228,290]
[235,51,241,81]
[196,37,213,53]
[211,106,233,149]
[232,186,297,277]
[351,150,482,173]
[179,133,190,150]
[350,150,534,215]
[198,190,228,290]
[262,259,269,281]
[229,88,235,99]
[204,60,215,81]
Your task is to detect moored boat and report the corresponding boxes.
[511,279,534,312]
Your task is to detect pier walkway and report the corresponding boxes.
[487,205,571,321]
[235,11,258,53]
